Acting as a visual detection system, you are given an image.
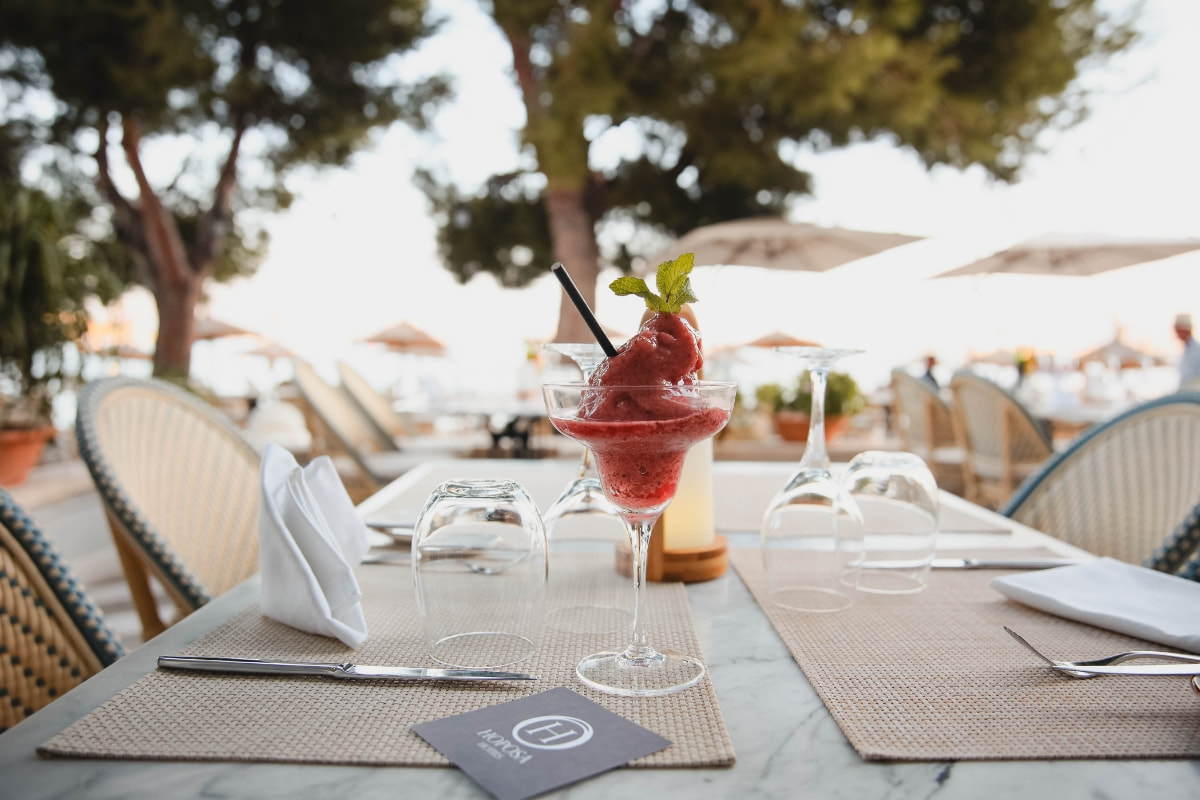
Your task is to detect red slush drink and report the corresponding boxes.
[552,397,730,515]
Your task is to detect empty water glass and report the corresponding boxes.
[842,451,939,594]
[412,479,547,668]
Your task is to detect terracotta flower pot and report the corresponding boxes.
[0,426,55,486]
[773,411,850,443]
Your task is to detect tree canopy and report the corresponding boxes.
[0,0,449,377]
[418,0,1137,342]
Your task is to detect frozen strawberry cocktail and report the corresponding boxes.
[548,254,732,516]
[552,392,730,515]
[542,253,736,697]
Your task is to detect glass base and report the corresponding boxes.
[544,477,618,524]
[428,632,536,669]
[545,605,632,635]
[856,571,927,594]
[768,586,853,613]
[575,649,706,697]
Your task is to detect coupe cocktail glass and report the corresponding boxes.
[541,344,620,527]
[542,381,736,696]
[541,343,627,634]
[760,347,864,612]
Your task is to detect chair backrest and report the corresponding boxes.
[291,361,398,484]
[336,361,409,442]
[950,369,1052,461]
[1000,393,1200,571]
[890,368,956,453]
[0,488,124,732]
[949,370,1054,504]
[75,377,261,629]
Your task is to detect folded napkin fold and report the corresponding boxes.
[259,443,371,647]
[992,557,1200,654]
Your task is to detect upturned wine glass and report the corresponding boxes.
[760,347,865,612]
[540,343,628,634]
[542,381,736,697]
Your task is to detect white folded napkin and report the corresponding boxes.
[259,443,370,647]
[992,557,1200,654]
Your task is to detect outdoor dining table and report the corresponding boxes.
[1,458,1196,799]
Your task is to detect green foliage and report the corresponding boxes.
[610,252,697,312]
[0,0,449,299]
[0,185,123,426]
[757,372,866,418]
[422,1,1137,286]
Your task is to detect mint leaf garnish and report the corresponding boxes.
[610,253,698,313]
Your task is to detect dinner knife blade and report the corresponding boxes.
[1050,663,1200,676]
[930,557,1082,570]
[158,656,536,681]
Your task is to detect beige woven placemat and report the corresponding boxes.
[39,557,735,767]
[729,546,1200,761]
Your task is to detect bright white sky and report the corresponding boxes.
[109,0,1200,399]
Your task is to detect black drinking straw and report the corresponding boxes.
[551,262,618,357]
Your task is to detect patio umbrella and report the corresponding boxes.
[96,343,154,360]
[361,320,446,356]
[645,217,923,272]
[743,330,822,349]
[193,316,255,341]
[936,233,1200,278]
[1076,336,1166,369]
[245,340,295,367]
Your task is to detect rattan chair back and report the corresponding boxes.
[949,370,1054,508]
[890,368,965,494]
[1001,393,1200,572]
[0,488,125,732]
[75,377,261,639]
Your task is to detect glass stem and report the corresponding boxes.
[800,366,830,471]
[575,447,593,480]
[621,518,658,661]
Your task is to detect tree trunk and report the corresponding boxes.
[152,276,203,379]
[546,187,602,344]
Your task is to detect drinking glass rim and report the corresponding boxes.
[541,380,737,390]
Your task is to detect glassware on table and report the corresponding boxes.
[760,347,865,613]
[540,344,629,634]
[541,381,737,697]
[412,479,547,669]
[842,450,939,594]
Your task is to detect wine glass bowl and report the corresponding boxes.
[760,347,865,612]
[541,380,736,696]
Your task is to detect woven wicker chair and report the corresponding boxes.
[890,368,966,496]
[291,359,430,490]
[1000,393,1200,574]
[949,370,1054,509]
[0,488,125,732]
[75,377,262,641]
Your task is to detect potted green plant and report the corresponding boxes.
[0,186,122,484]
[757,371,866,443]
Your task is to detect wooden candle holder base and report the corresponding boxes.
[615,533,728,583]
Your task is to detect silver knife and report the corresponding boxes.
[930,557,1082,570]
[158,656,536,682]
[1052,663,1200,676]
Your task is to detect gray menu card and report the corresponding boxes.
[411,687,672,800]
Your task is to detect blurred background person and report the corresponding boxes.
[921,354,939,389]
[1174,313,1200,390]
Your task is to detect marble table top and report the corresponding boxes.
[2,460,1195,799]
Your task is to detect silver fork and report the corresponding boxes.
[1004,626,1200,678]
